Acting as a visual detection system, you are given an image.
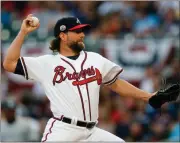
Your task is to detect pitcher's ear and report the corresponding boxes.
[59,32,67,42]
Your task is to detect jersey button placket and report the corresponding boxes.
[83,94,89,120]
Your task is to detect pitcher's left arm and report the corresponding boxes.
[107,79,153,102]
[107,79,180,109]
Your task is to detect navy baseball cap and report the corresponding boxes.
[54,17,91,37]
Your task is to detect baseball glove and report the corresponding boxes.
[148,83,180,109]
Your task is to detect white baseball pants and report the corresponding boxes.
[41,118,125,142]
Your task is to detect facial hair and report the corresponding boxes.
[68,41,85,54]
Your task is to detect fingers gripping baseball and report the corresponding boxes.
[20,14,40,35]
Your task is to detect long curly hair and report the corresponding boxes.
[49,37,61,52]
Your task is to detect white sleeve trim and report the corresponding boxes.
[20,57,28,80]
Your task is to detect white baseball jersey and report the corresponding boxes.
[20,51,123,122]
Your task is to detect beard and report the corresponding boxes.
[68,41,85,54]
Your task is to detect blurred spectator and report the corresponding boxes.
[128,121,144,141]
[47,2,73,32]
[166,58,180,85]
[120,18,133,36]
[168,112,180,142]
[114,107,131,140]
[1,97,40,141]
[157,1,180,17]
[84,26,102,53]
[98,1,134,17]
[160,8,179,36]
[133,8,160,37]
[1,6,12,26]
[140,66,158,93]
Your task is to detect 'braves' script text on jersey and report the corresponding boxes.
[53,66,102,86]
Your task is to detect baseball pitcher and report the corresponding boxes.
[3,14,180,142]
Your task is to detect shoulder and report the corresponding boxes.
[32,54,59,62]
[37,54,56,59]
[21,54,58,67]
[85,51,103,59]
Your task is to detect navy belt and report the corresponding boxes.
[53,116,96,129]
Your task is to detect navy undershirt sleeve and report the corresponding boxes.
[14,58,25,76]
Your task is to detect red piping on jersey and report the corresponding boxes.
[103,69,123,85]
[42,119,56,142]
[21,57,28,80]
[42,115,63,142]
[61,58,86,121]
[85,84,91,120]
[81,51,92,121]
[81,52,87,70]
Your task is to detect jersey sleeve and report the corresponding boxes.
[101,56,123,85]
[14,58,25,76]
[20,56,45,81]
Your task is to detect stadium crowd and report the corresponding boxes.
[1,1,180,142]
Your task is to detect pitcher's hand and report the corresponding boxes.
[20,14,40,35]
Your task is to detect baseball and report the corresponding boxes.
[30,16,39,27]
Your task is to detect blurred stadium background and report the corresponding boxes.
[1,1,180,142]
